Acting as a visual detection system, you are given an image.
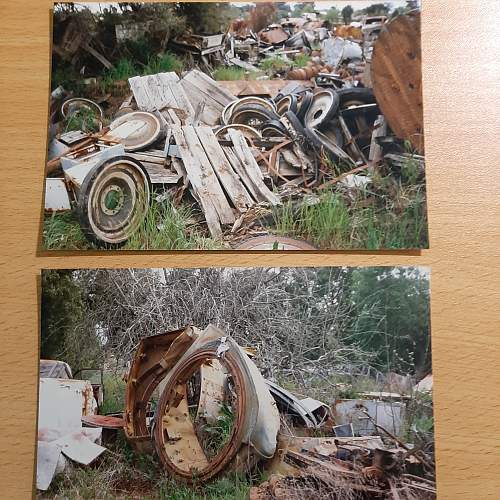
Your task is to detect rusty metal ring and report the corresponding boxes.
[153,341,258,483]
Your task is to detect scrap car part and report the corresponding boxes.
[304,89,340,129]
[215,124,262,141]
[125,325,280,483]
[61,97,104,131]
[296,91,314,121]
[260,120,289,138]
[76,155,151,246]
[276,95,298,116]
[107,111,162,152]
[223,97,276,125]
[229,104,279,129]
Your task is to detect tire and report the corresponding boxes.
[337,87,375,109]
[229,104,279,129]
[296,91,314,123]
[77,156,151,247]
[304,89,340,129]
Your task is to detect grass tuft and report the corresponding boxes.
[212,66,247,81]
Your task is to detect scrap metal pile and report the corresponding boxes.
[123,325,435,498]
[37,325,435,497]
[45,11,423,248]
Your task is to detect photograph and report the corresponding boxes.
[43,1,427,251]
[37,266,435,499]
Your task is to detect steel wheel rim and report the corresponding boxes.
[87,160,149,244]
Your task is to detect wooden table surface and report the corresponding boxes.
[0,1,499,498]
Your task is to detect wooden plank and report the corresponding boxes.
[179,79,222,126]
[182,126,235,225]
[156,72,180,84]
[141,163,181,184]
[182,69,235,107]
[128,76,154,112]
[228,129,281,206]
[222,146,261,203]
[170,127,222,238]
[168,82,195,123]
[194,127,254,212]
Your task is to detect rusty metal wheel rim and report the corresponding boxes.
[87,160,149,244]
[154,348,251,483]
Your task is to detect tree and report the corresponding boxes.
[345,267,431,376]
[176,2,234,34]
[325,7,340,24]
[41,270,102,371]
[291,2,315,18]
[364,3,390,16]
[341,5,354,24]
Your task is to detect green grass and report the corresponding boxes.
[63,107,101,133]
[272,164,428,250]
[43,211,92,250]
[143,52,184,75]
[123,197,223,250]
[43,197,224,251]
[212,66,247,81]
[42,437,252,500]
[259,56,290,75]
[200,404,235,459]
[100,373,127,415]
[293,53,311,68]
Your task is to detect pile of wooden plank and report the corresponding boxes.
[129,69,235,126]
[168,126,280,237]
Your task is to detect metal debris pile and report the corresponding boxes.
[123,325,435,498]
[45,11,423,248]
[37,326,435,498]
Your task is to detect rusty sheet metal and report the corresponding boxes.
[124,326,199,452]
[38,378,98,442]
[259,26,289,45]
[371,11,424,153]
[82,414,124,429]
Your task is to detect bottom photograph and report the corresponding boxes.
[38,267,435,499]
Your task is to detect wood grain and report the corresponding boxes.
[0,1,499,498]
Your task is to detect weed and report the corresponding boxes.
[43,211,92,250]
[271,167,428,249]
[200,403,234,459]
[123,196,223,250]
[63,107,101,133]
[100,372,127,415]
[143,52,183,76]
[293,53,311,68]
[259,56,289,75]
[213,66,247,81]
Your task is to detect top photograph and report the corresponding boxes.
[43,1,426,251]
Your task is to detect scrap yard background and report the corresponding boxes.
[43,1,427,250]
[38,266,434,499]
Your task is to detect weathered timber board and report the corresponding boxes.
[181,126,235,225]
[194,127,254,212]
[182,69,235,107]
[171,127,222,237]
[141,163,181,185]
[228,129,281,206]
[128,73,195,125]
[179,79,224,126]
